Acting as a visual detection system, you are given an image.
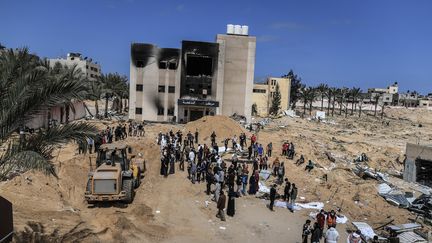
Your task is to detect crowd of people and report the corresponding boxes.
[81,121,347,242]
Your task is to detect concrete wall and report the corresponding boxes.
[252,84,269,116]
[404,143,432,183]
[26,101,86,129]
[216,34,255,122]
[49,57,101,80]
[252,77,291,117]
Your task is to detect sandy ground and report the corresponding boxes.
[2,107,432,242]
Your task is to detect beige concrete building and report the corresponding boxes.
[129,25,256,122]
[252,77,291,116]
[49,53,101,80]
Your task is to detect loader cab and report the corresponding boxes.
[96,143,129,171]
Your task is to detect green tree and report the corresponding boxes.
[283,70,302,109]
[0,48,97,180]
[317,84,328,111]
[270,83,282,115]
[98,73,128,118]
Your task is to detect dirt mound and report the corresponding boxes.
[184,115,248,144]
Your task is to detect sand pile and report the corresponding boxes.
[184,115,248,143]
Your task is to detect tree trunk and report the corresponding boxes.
[95,100,99,118]
[327,96,331,114]
[339,99,343,115]
[332,97,336,116]
[351,100,355,115]
[374,102,378,116]
[119,96,123,113]
[381,104,385,119]
[105,95,109,118]
[303,101,306,116]
[345,100,348,118]
[359,102,362,118]
[321,95,324,111]
[309,102,313,115]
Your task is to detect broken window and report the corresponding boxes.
[416,159,432,187]
[157,107,164,115]
[136,84,143,91]
[168,62,177,70]
[168,86,175,93]
[159,61,167,69]
[167,108,174,116]
[135,108,142,114]
[186,55,213,76]
[253,89,266,93]
[136,60,144,67]
[158,85,165,93]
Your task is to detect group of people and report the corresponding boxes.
[78,124,129,154]
[302,209,340,243]
[128,121,145,137]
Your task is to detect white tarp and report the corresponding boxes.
[352,222,377,241]
[274,201,324,211]
[258,181,270,193]
[378,183,392,195]
[316,111,326,120]
[259,170,271,181]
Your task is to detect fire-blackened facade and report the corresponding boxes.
[129,25,256,122]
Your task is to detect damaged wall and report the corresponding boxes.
[180,41,219,99]
[404,143,432,186]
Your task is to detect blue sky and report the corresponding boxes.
[1,0,431,93]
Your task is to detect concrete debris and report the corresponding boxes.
[397,231,427,243]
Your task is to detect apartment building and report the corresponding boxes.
[49,52,101,80]
[129,25,256,123]
[252,77,291,116]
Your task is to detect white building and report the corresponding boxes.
[49,53,101,80]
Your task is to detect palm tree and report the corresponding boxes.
[350,87,362,115]
[298,85,308,116]
[331,88,339,117]
[0,48,97,180]
[317,84,328,111]
[326,88,333,115]
[308,88,317,115]
[88,80,104,118]
[373,94,381,117]
[99,73,128,118]
[339,87,349,116]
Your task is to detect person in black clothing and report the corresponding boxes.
[269,184,277,211]
[226,188,236,217]
[210,131,216,146]
[195,129,199,144]
[310,222,321,243]
[283,178,291,202]
[248,145,253,160]
[206,169,214,195]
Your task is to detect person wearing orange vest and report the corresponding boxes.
[327,210,337,229]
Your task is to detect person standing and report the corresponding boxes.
[267,142,273,157]
[211,131,217,146]
[195,129,199,144]
[206,169,214,195]
[87,137,94,154]
[283,178,291,202]
[269,184,277,211]
[216,190,226,221]
[227,188,236,217]
[214,172,221,203]
[316,209,326,238]
[289,184,298,212]
[325,227,339,243]
[248,172,257,195]
[301,219,312,243]
[327,210,337,229]
[311,222,321,243]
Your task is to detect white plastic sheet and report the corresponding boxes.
[258,181,270,193]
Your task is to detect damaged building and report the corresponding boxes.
[404,143,432,187]
[129,24,256,122]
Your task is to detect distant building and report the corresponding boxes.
[252,77,291,116]
[367,82,399,106]
[129,24,256,123]
[404,143,432,187]
[419,98,432,108]
[49,53,101,80]
[398,92,419,107]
